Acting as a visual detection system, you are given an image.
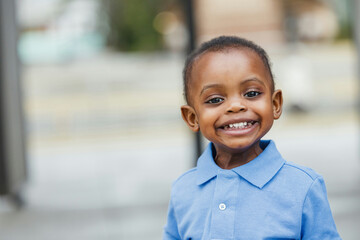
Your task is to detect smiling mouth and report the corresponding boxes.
[222,121,257,130]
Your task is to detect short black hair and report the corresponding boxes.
[183,36,275,105]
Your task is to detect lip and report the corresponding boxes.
[217,118,259,136]
[218,118,258,128]
[218,121,259,136]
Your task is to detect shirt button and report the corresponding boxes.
[219,203,226,210]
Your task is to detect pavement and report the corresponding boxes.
[0,43,360,239]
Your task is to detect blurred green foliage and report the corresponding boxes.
[103,0,167,51]
[333,0,353,40]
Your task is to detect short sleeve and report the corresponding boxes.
[163,197,181,240]
[301,177,342,239]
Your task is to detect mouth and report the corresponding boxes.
[221,120,258,130]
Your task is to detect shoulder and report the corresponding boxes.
[171,167,198,195]
[272,161,324,194]
[282,161,321,181]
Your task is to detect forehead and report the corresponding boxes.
[190,48,272,87]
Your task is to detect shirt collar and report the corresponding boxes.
[196,140,285,189]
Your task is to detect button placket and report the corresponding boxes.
[210,170,238,239]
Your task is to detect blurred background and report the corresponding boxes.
[0,0,359,239]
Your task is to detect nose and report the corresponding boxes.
[226,98,247,113]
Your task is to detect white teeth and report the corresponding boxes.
[225,121,254,129]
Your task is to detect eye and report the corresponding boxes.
[244,91,261,98]
[206,97,224,104]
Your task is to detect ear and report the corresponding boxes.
[272,89,283,120]
[180,105,200,132]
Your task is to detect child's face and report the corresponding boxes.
[181,48,283,154]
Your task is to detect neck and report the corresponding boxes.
[214,142,263,169]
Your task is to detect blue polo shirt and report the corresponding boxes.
[163,140,341,240]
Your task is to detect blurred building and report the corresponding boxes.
[192,0,339,48]
[194,0,284,47]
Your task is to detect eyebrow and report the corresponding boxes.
[241,77,266,87]
[200,78,266,95]
[200,83,223,96]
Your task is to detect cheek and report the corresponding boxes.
[251,100,274,118]
[199,108,215,120]
[197,108,219,126]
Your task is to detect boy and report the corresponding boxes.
[163,36,341,239]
